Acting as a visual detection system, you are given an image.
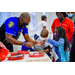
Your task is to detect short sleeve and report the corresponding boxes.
[43,21,46,27]
[4,18,15,35]
[22,26,29,35]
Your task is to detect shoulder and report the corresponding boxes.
[53,18,59,22]
[23,26,28,30]
[65,17,73,22]
[54,18,59,20]
[4,17,18,28]
[5,17,17,22]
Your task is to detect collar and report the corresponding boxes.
[59,17,66,23]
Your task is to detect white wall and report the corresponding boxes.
[13,12,57,52]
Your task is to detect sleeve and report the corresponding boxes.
[51,19,55,33]
[22,26,29,35]
[48,38,64,47]
[4,18,15,35]
[43,21,46,27]
[69,20,74,41]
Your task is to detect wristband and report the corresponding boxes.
[22,42,26,46]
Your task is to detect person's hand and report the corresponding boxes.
[36,41,44,46]
[39,50,44,54]
[25,42,34,48]
[0,42,7,49]
[45,38,48,42]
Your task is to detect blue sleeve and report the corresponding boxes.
[22,27,28,35]
[4,17,16,35]
[48,38,64,47]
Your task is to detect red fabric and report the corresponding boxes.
[51,18,74,41]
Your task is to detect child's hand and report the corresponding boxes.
[39,50,44,54]
[45,38,48,42]
[36,41,44,46]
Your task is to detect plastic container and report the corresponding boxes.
[7,54,24,60]
[10,52,22,56]
[29,53,44,57]
[0,48,9,61]
[17,50,29,54]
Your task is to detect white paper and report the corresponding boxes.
[51,49,58,61]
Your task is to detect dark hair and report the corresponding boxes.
[56,12,67,17]
[53,26,69,50]
[41,15,47,20]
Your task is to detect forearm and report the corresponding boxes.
[26,37,37,44]
[6,37,23,45]
[42,49,49,53]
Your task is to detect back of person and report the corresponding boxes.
[34,15,47,40]
[36,21,46,36]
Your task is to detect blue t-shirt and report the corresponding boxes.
[4,17,28,39]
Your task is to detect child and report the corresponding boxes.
[21,41,34,51]
[34,15,47,40]
[46,26,70,62]
[34,29,51,56]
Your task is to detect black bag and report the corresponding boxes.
[0,23,5,42]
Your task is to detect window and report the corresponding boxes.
[29,12,37,31]
[42,12,46,15]
[0,12,19,27]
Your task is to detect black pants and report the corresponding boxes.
[70,34,75,62]
[5,43,13,52]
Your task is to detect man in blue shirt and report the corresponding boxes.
[0,12,44,52]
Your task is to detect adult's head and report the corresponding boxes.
[67,12,74,18]
[56,12,67,21]
[41,15,47,21]
[20,12,30,28]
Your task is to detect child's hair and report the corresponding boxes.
[41,15,47,20]
[53,26,70,50]
[40,29,49,38]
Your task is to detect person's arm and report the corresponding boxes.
[69,20,74,41]
[43,26,46,29]
[23,34,44,46]
[43,21,46,29]
[39,49,49,54]
[51,19,55,33]
[6,34,23,45]
[46,38,64,47]
[5,34,33,47]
